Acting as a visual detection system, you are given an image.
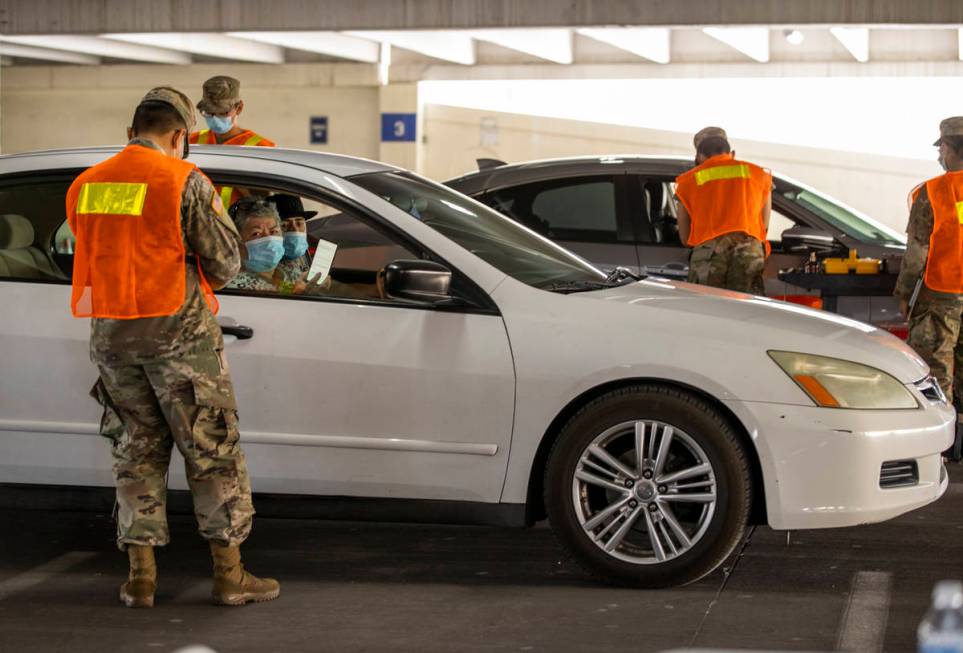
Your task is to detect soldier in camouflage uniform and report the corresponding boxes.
[71,87,279,608]
[676,127,771,295]
[897,117,963,412]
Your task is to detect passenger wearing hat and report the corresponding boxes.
[190,75,276,208]
[225,196,331,295]
[897,117,963,416]
[271,194,317,284]
[66,87,280,608]
[674,126,772,294]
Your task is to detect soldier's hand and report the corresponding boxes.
[899,299,909,317]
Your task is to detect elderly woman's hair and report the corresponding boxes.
[228,196,281,231]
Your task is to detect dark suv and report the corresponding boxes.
[446,155,907,324]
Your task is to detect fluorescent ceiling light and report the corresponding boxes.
[0,35,190,64]
[830,27,869,62]
[345,30,475,65]
[577,27,670,64]
[470,29,573,64]
[228,31,380,63]
[103,33,283,64]
[703,27,770,62]
[784,29,805,46]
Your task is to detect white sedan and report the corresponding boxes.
[0,145,953,587]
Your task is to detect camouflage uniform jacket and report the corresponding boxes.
[894,185,961,303]
[89,138,242,366]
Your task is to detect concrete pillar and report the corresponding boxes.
[378,83,419,171]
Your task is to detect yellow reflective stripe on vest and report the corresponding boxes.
[220,186,234,208]
[957,201,963,224]
[76,182,148,215]
[694,164,751,186]
[242,134,263,146]
[198,129,214,144]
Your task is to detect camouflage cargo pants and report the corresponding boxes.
[907,288,963,409]
[688,232,766,295]
[90,346,254,550]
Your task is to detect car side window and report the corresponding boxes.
[487,176,619,243]
[217,184,421,304]
[768,209,797,243]
[0,179,72,282]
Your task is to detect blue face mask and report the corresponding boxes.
[283,232,308,259]
[244,236,284,273]
[205,114,234,135]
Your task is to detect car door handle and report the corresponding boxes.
[220,325,254,340]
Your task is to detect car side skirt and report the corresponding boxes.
[0,483,528,528]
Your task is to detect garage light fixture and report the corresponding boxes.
[783,29,805,46]
[576,27,671,64]
[830,27,869,62]
[702,27,770,63]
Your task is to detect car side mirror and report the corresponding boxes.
[383,259,454,304]
[780,225,837,253]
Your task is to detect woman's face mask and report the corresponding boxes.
[205,114,234,135]
[244,235,284,273]
[283,232,308,259]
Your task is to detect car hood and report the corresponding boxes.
[584,277,928,383]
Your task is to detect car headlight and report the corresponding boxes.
[768,351,918,409]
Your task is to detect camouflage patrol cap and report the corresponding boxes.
[140,86,196,132]
[197,76,241,115]
[693,126,728,149]
[933,117,963,146]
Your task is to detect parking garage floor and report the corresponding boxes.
[1,467,961,653]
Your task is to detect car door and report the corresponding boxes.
[482,174,641,273]
[174,176,517,503]
[0,169,517,505]
[0,174,113,488]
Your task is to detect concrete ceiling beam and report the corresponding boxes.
[3,0,963,34]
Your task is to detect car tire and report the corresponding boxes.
[544,384,752,588]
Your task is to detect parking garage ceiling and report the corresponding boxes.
[1,0,963,70]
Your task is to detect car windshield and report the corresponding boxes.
[350,171,610,289]
[779,184,906,247]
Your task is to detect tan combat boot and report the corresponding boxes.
[209,542,280,606]
[119,545,156,608]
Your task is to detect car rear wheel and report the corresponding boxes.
[544,384,752,587]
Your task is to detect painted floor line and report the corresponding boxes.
[836,570,892,652]
[0,551,97,601]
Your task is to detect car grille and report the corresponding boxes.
[879,460,919,489]
[915,376,948,404]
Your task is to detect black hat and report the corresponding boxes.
[269,194,317,220]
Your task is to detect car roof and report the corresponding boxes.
[444,154,692,191]
[0,145,399,179]
[444,154,807,195]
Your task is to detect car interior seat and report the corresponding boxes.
[0,214,64,279]
[645,182,680,245]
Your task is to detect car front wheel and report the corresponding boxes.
[544,384,752,587]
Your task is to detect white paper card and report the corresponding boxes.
[307,238,338,282]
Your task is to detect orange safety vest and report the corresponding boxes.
[190,129,276,209]
[66,144,219,318]
[921,171,963,294]
[675,153,772,255]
